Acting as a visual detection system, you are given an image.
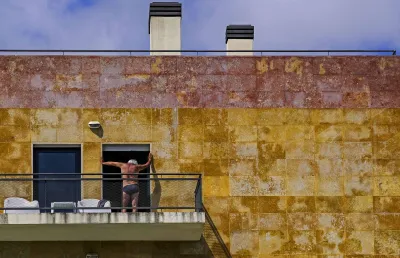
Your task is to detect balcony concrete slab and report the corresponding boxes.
[0,212,205,241]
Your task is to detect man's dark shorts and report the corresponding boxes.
[123,184,139,195]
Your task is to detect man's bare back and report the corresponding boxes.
[102,153,153,212]
[121,161,148,187]
[102,153,153,180]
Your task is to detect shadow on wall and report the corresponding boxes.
[0,207,232,257]
[150,159,161,209]
[0,238,229,257]
[203,206,232,258]
[90,126,104,138]
[150,159,231,257]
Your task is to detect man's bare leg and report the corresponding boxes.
[131,192,139,212]
[122,192,130,213]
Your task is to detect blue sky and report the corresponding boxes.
[0,0,399,54]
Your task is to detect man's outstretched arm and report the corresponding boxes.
[101,158,124,168]
[136,153,153,171]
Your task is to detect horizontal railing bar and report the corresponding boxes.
[0,178,200,181]
[0,173,201,176]
[0,49,395,53]
[0,207,196,210]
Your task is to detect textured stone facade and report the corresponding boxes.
[0,56,399,257]
[0,56,399,109]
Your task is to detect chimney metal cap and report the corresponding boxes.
[226,25,254,43]
[149,2,182,34]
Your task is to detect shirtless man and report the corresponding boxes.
[102,153,153,213]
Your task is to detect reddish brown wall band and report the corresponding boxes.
[0,56,399,108]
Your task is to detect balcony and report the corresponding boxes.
[0,173,204,241]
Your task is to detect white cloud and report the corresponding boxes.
[0,0,399,54]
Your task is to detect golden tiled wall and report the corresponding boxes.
[0,107,400,256]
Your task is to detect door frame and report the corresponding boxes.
[101,143,152,207]
[31,143,83,200]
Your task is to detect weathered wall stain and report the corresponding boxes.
[0,56,400,108]
[0,107,399,255]
[0,55,400,256]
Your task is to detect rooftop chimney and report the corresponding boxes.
[149,2,182,55]
[226,25,254,56]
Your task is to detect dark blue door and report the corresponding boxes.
[33,147,81,213]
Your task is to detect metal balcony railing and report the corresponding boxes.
[0,49,396,56]
[0,173,202,213]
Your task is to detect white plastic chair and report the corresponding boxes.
[4,197,40,214]
[77,199,111,213]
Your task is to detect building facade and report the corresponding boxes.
[1,54,399,257]
[0,2,400,258]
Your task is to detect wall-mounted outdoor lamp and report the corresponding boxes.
[88,121,101,129]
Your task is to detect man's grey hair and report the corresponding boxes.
[127,159,138,165]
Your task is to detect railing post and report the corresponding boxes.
[44,178,47,214]
[195,176,202,212]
